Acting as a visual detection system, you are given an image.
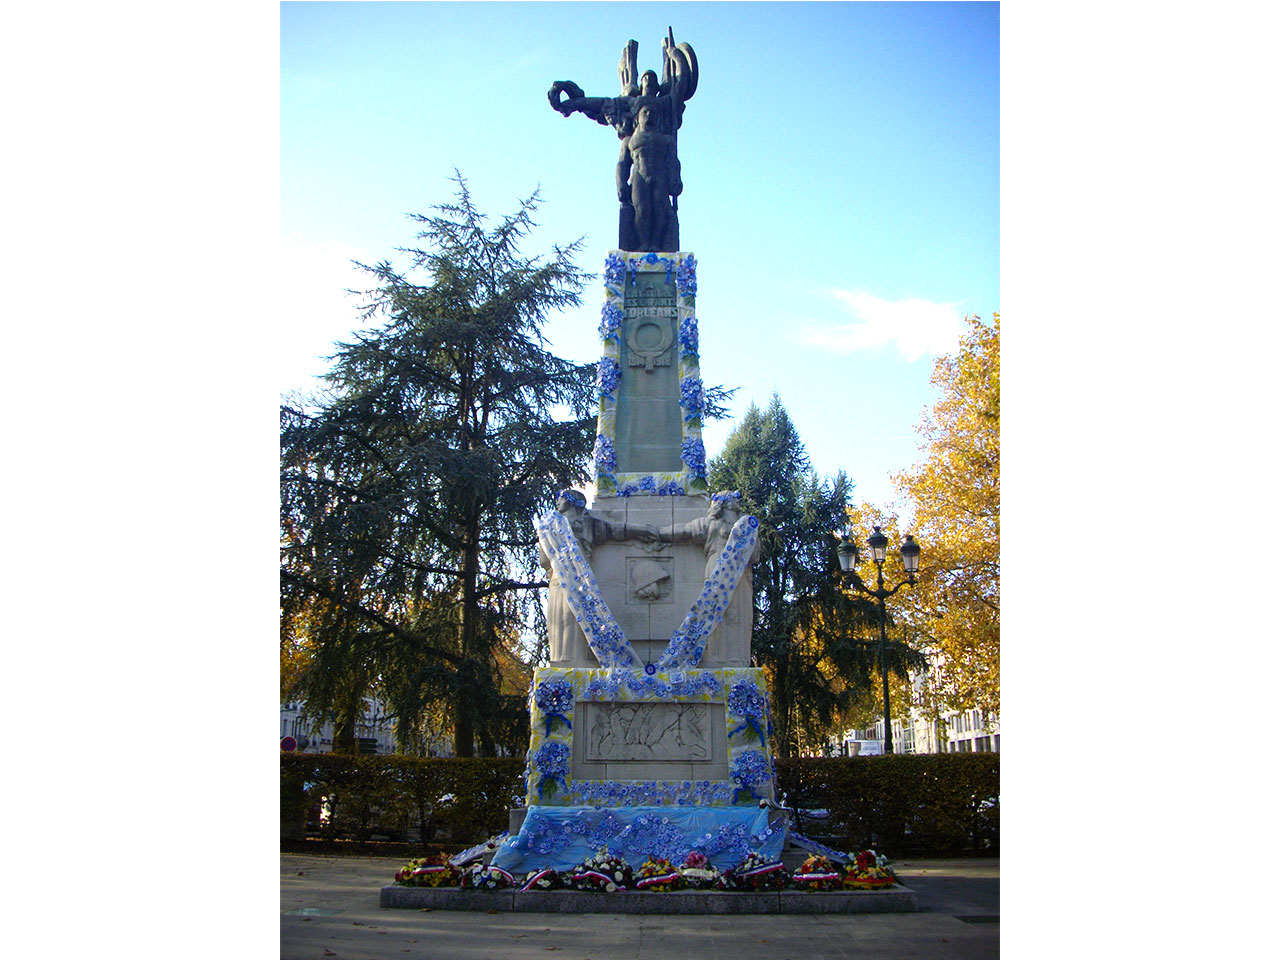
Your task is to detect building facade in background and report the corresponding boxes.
[279,697,397,755]
[840,705,1000,756]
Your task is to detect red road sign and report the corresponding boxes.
[281,736,297,752]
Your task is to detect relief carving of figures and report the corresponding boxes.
[586,702,710,761]
[547,29,697,252]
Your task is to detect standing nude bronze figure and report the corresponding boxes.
[547,28,697,252]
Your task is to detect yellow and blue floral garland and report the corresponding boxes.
[594,250,705,498]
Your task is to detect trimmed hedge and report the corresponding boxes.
[281,754,526,847]
[777,755,999,856]
[280,753,998,856]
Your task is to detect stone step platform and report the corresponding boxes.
[379,884,917,914]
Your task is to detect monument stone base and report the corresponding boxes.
[379,884,919,914]
[499,664,780,878]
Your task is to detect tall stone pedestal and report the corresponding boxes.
[492,251,780,877]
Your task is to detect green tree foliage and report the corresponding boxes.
[280,177,597,757]
[894,313,1000,718]
[708,394,920,757]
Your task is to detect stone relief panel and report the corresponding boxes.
[584,702,713,762]
[627,556,674,604]
[625,316,674,370]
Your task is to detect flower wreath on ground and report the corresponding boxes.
[842,849,898,889]
[635,856,684,892]
[518,868,567,892]
[718,851,790,891]
[792,854,843,892]
[393,852,460,887]
[678,851,721,890]
[459,863,516,891]
[569,849,633,892]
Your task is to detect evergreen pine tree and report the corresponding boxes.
[281,177,596,756]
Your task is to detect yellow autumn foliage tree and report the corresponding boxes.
[894,313,1000,717]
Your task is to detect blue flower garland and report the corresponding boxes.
[730,750,771,804]
[677,254,697,297]
[678,315,699,356]
[654,515,759,670]
[599,302,623,340]
[680,437,707,479]
[593,435,616,474]
[534,510,639,669]
[604,252,626,287]
[593,251,705,498]
[726,678,768,748]
[534,678,574,737]
[679,375,704,424]
[596,357,621,398]
[532,741,571,800]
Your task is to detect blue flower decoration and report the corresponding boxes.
[534,678,576,736]
[596,357,621,397]
[727,679,765,720]
[677,254,697,296]
[532,741,571,799]
[678,316,699,355]
[679,376,704,421]
[604,253,626,286]
[593,435,616,473]
[680,438,707,478]
[599,302,623,339]
[730,751,772,803]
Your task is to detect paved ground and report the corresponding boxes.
[281,853,998,959]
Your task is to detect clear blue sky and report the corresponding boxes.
[280,1,999,512]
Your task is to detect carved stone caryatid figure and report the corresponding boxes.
[659,491,761,634]
[537,489,656,662]
[547,28,697,252]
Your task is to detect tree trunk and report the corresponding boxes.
[454,664,475,757]
[772,661,791,759]
[333,713,358,755]
[453,510,482,758]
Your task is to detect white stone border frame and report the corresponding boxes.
[594,251,706,498]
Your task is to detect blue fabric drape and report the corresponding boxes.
[489,805,785,875]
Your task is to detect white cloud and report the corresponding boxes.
[802,291,966,361]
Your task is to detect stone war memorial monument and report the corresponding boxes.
[380,29,919,915]
[488,29,788,877]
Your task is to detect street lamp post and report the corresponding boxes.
[836,525,921,755]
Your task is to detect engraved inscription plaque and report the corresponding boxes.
[615,270,681,473]
[584,702,712,762]
[623,276,677,372]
